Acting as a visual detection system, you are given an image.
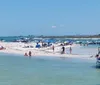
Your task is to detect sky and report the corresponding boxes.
[0,0,100,36]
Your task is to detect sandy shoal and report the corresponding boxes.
[0,42,98,60]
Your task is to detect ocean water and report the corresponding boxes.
[82,44,100,48]
[0,53,100,85]
[0,36,20,42]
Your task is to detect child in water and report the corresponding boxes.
[24,52,28,56]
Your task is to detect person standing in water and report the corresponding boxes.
[69,46,72,54]
[29,51,32,58]
[61,46,65,54]
[52,45,55,53]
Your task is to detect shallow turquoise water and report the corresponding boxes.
[0,53,100,85]
[82,44,100,48]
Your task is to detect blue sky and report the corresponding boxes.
[0,0,100,36]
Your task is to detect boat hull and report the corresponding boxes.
[96,60,100,67]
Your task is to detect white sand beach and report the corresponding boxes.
[0,42,98,60]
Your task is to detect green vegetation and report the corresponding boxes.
[37,34,100,38]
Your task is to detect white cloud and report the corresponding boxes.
[52,25,57,28]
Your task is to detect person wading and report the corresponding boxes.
[29,51,32,58]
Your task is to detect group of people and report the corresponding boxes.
[52,45,72,54]
[61,46,72,54]
[24,45,72,57]
[24,51,32,57]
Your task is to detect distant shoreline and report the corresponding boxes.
[38,34,100,38]
[0,34,100,38]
